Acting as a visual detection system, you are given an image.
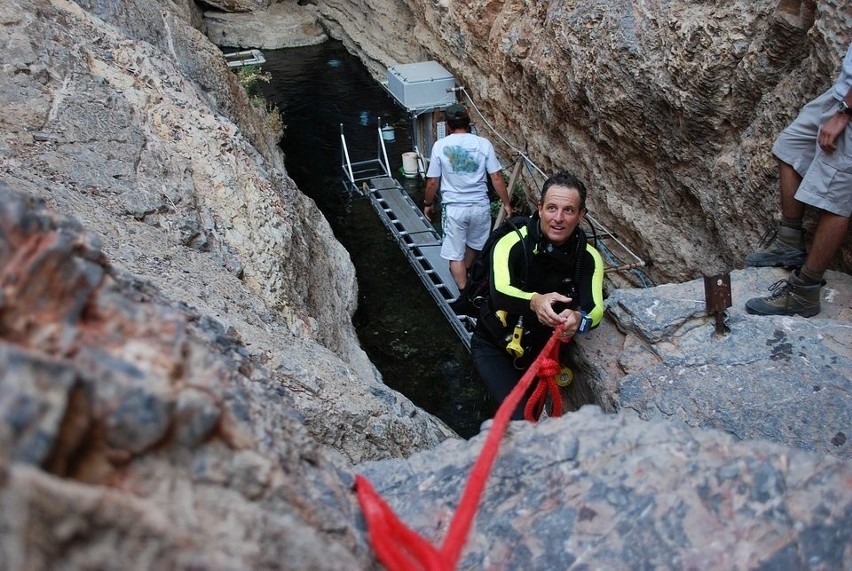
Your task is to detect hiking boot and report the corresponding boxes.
[744,272,824,317]
[744,225,806,267]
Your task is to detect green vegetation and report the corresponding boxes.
[235,65,284,140]
[490,172,530,218]
[235,64,270,96]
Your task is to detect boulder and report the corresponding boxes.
[205,2,327,49]
[606,268,852,460]
[357,405,852,569]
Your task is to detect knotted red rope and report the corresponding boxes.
[354,325,566,571]
[523,336,566,422]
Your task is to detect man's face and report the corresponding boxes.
[537,185,585,247]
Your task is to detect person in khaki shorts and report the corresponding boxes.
[745,42,852,317]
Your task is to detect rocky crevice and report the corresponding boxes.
[0,1,849,568]
[306,0,852,282]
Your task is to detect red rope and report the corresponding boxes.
[354,476,446,570]
[354,325,566,570]
[523,338,566,422]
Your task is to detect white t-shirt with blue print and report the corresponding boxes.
[426,132,502,206]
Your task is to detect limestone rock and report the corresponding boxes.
[0,0,454,465]
[357,406,852,569]
[605,268,852,460]
[202,0,277,13]
[315,0,426,78]
[205,2,328,49]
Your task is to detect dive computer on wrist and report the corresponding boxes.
[577,311,593,334]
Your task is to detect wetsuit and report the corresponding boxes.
[471,214,604,419]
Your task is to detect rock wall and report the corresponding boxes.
[314,0,852,283]
[0,187,372,569]
[0,0,455,464]
[205,1,327,49]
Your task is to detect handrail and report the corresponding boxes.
[340,123,355,185]
[413,144,427,179]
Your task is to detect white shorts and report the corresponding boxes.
[440,203,492,261]
[772,88,852,217]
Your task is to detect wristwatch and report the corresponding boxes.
[577,311,593,334]
[839,100,852,117]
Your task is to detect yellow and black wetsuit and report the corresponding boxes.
[471,215,604,419]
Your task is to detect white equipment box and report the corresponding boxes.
[386,61,457,111]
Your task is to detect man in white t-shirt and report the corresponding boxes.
[423,104,512,290]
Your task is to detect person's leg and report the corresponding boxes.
[779,161,806,221]
[463,245,478,269]
[471,334,527,420]
[788,91,852,282]
[450,260,467,289]
[744,159,807,267]
[449,246,478,290]
[440,205,469,289]
[465,204,491,272]
[746,89,851,317]
[745,91,836,267]
[451,204,491,289]
[800,210,850,279]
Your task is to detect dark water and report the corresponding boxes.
[257,41,491,438]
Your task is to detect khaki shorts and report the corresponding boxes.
[440,203,492,261]
[772,88,852,217]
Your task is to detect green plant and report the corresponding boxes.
[235,65,271,97]
[233,65,284,141]
[252,96,284,139]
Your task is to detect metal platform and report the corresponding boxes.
[225,49,266,68]
[341,125,474,349]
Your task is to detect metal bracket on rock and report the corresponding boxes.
[704,273,732,335]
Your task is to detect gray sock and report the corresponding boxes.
[798,266,823,285]
[777,224,804,246]
[780,217,802,230]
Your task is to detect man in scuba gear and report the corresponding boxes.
[471,171,605,420]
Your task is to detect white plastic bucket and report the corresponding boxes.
[381,125,395,141]
[402,152,419,179]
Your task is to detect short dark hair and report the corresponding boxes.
[446,114,471,131]
[540,171,587,210]
[445,104,471,131]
